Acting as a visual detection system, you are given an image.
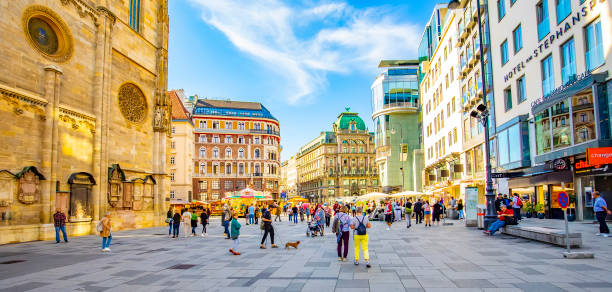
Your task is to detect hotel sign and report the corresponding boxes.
[503,0,605,84]
[587,147,612,165]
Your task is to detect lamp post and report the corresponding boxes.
[448,0,497,228]
[400,167,405,192]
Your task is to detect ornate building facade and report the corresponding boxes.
[0,0,170,244]
[296,110,379,203]
[191,99,281,201]
[169,90,193,203]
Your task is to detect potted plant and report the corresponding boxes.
[524,201,534,218]
[535,203,546,219]
[567,195,576,222]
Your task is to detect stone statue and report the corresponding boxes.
[18,170,39,204]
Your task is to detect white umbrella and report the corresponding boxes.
[357,192,389,201]
[389,190,424,198]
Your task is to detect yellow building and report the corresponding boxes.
[296,110,379,203]
[0,0,170,244]
[169,90,194,203]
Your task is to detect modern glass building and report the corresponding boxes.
[371,60,423,192]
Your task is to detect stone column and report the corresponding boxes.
[40,65,63,224]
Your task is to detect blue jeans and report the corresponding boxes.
[168,220,173,235]
[172,223,180,237]
[102,234,112,249]
[458,210,465,219]
[488,220,505,235]
[293,214,298,223]
[55,226,67,242]
[223,221,230,238]
[248,214,255,224]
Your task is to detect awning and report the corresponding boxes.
[531,72,606,115]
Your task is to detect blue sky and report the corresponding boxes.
[168,0,437,160]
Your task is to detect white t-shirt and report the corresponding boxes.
[351,214,369,228]
[183,211,191,222]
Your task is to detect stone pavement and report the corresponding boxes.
[0,216,611,292]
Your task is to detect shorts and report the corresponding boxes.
[432,213,440,221]
[385,214,393,223]
[424,211,431,215]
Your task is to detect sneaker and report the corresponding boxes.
[596,233,602,236]
[234,251,241,255]
[354,261,359,265]
[260,245,266,249]
[603,234,610,238]
[342,258,348,262]
[366,262,371,268]
[201,233,205,237]
[271,244,278,248]
[103,248,111,252]
[338,257,343,261]
[101,248,106,252]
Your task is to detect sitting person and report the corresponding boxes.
[483,204,514,236]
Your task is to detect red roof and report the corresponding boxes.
[168,90,191,121]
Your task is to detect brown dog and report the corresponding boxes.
[285,241,300,249]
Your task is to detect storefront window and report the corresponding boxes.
[551,98,571,149]
[572,92,596,144]
[474,144,484,174]
[465,150,473,176]
[498,129,509,165]
[535,109,551,154]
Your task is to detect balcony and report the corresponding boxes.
[466,6,476,29]
[249,129,280,136]
[456,23,466,47]
[372,101,419,119]
[466,47,475,66]
[462,92,469,106]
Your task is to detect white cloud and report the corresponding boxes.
[189,0,421,104]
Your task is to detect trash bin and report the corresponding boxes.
[447,208,458,220]
[477,205,486,229]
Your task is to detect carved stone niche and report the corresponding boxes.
[15,166,45,205]
[107,164,125,208]
[122,182,133,209]
[67,172,95,221]
[0,170,16,207]
[132,180,143,211]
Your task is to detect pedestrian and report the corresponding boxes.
[350,206,371,268]
[292,205,298,224]
[288,206,293,223]
[423,201,432,227]
[414,199,423,224]
[248,204,255,225]
[166,208,173,237]
[351,204,356,217]
[333,206,351,262]
[512,193,522,221]
[190,209,198,236]
[228,211,242,255]
[200,208,209,237]
[384,201,393,230]
[300,205,305,222]
[315,204,326,236]
[325,204,332,227]
[260,207,278,249]
[394,201,402,222]
[222,204,231,239]
[457,199,465,220]
[274,204,282,222]
[53,208,68,243]
[483,204,513,235]
[593,191,611,237]
[502,194,511,207]
[433,200,442,226]
[494,193,504,212]
[404,199,413,228]
[100,212,112,252]
[305,205,311,221]
[182,208,192,238]
[172,210,181,238]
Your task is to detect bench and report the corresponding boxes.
[501,225,582,248]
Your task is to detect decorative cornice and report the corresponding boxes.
[0,84,48,107]
[96,6,117,25]
[59,104,96,122]
[59,0,98,23]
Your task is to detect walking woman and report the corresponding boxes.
[172,210,181,238]
[334,206,351,262]
[200,208,209,237]
[350,206,371,268]
[423,201,432,227]
[260,207,278,249]
[167,208,173,237]
[457,199,465,220]
[432,201,442,226]
[229,212,241,255]
[384,201,393,230]
[315,204,326,236]
[100,212,112,252]
[325,204,332,227]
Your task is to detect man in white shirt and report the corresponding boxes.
[182,209,192,238]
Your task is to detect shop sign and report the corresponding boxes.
[574,159,612,176]
[504,0,605,85]
[551,158,569,170]
[586,147,612,165]
[531,71,592,110]
[491,172,524,178]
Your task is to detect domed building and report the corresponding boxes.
[296,109,379,202]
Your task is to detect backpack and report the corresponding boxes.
[331,216,339,233]
[505,215,518,225]
[516,197,523,207]
[355,216,367,236]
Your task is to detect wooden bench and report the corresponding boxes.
[501,225,582,248]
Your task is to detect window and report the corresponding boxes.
[170,172,175,182]
[238,137,244,144]
[561,38,576,85]
[498,0,506,20]
[238,148,244,158]
[453,128,457,144]
[170,190,174,199]
[212,180,220,190]
[504,87,513,111]
[585,19,604,71]
[452,97,456,112]
[238,122,245,130]
[225,121,232,129]
[213,136,219,143]
[537,0,550,41]
[199,162,205,174]
[212,121,220,129]
[497,123,522,166]
[199,147,206,158]
[254,137,260,144]
[501,40,509,65]
[199,135,206,143]
[225,136,232,143]
[213,148,219,158]
[225,181,233,190]
[225,148,232,158]
[170,156,175,165]
[129,0,140,32]
[541,55,555,96]
[513,25,523,53]
[254,149,260,158]
[556,0,571,24]
[199,181,207,190]
[171,141,175,149]
[450,67,454,81]
[517,76,526,103]
[199,120,205,128]
[171,126,175,134]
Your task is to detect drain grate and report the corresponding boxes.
[168,264,196,270]
[0,260,25,264]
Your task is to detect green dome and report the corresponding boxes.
[334,109,366,131]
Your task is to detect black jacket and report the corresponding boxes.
[200,212,208,225]
[494,198,505,212]
[413,202,422,212]
[172,213,181,223]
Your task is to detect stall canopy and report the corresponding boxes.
[357,192,389,201]
[226,187,271,199]
[389,190,424,198]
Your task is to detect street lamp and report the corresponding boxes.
[448,0,497,228]
[399,167,405,192]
